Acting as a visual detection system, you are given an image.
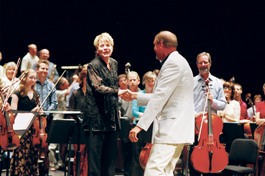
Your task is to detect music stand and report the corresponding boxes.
[222,122,246,152]
[250,122,258,137]
[12,111,39,139]
[47,117,86,176]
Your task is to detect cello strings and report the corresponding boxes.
[198,84,210,141]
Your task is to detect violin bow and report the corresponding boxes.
[38,70,66,110]
[197,79,210,141]
[1,71,28,95]
[1,58,21,112]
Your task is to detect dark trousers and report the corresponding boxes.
[85,131,118,176]
[121,138,132,176]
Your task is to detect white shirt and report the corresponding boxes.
[20,52,39,72]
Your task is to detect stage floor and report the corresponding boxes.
[1,169,185,176]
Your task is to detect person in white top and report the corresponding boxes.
[1,62,19,92]
[218,81,240,122]
[20,44,39,73]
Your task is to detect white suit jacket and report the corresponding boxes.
[136,51,194,144]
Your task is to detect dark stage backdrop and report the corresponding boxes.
[1,1,265,104]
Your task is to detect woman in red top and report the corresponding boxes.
[256,83,265,125]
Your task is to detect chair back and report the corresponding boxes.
[229,138,259,164]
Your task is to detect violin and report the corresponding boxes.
[31,95,48,158]
[0,94,20,150]
[139,143,153,169]
[191,79,228,173]
[0,58,21,151]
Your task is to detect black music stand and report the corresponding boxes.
[250,122,258,137]
[47,118,86,176]
[222,122,246,152]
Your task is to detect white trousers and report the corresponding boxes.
[144,143,185,176]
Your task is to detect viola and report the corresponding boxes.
[139,143,153,169]
[191,79,228,173]
[31,95,48,158]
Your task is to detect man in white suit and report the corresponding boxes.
[126,31,194,176]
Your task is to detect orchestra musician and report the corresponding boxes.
[217,81,240,123]
[127,31,194,176]
[9,69,42,175]
[32,49,59,82]
[20,44,39,73]
[191,52,226,176]
[247,94,262,119]
[68,67,88,176]
[1,62,20,94]
[34,59,58,174]
[131,71,156,176]
[256,83,265,131]
[233,83,250,123]
[255,83,265,176]
[119,71,141,176]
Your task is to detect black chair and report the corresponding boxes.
[222,138,259,176]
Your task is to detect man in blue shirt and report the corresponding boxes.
[35,59,58,174]
[190,52,226,176]
[193,52,226,117]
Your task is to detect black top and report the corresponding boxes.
[13,90,39,111]
[84,56,120,131]
[69,88,86,119]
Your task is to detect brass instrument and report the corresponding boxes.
[49,64,57,81]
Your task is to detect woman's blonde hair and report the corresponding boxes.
[19,69,36,97]
[142,71,156,86]
[4,61,17,76]
[94,32,114,49]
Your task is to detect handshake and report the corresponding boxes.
[118,89,137,101]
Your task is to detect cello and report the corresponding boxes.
[191,79,228,173]
[139,143,153,169]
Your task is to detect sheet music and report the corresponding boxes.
[13,113,35,130]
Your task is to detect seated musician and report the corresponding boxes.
[218,81,240,122]
[9,69,42,175]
